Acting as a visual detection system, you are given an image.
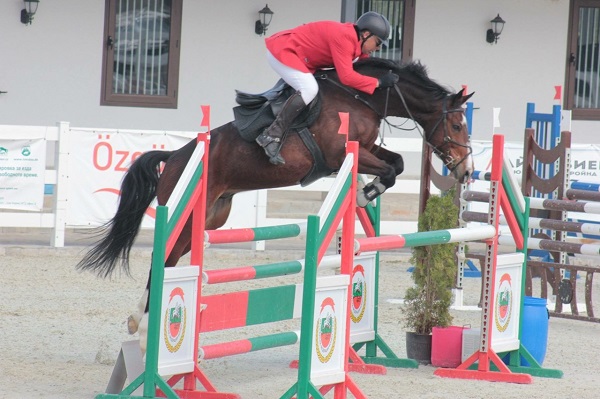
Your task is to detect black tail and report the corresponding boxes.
[76,150,172,278]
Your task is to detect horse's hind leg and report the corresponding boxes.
[128,283,149,335]
[129,224,193,352]
[357,146,404,207]
[206,195,234,230]
[130,191,233,351]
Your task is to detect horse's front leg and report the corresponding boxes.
[356,146,404,207]
[370,144,404,176]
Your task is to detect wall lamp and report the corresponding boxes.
[255,4,274,36]
[486,14,505,44]
[21,0,40,25]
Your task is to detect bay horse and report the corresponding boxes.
[77,58,474,347]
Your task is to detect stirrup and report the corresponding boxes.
[269,153,285,165]
[263,142,285,165]
[256,133,280,148]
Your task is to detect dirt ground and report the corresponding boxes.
[1,239,599,399]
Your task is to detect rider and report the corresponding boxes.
[256,11,400,165]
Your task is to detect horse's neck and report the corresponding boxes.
[395,85,437,123]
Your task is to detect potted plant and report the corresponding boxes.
[402,189,458,364]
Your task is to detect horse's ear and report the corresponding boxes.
[453,89,474,105]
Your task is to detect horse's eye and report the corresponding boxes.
[452,124,461,132]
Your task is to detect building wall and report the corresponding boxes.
[0,1,340,131]
[414,0,577,143]
[0,1,596,145]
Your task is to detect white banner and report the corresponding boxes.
[67,129,195,226]
[0,138,46,211]
[471,140,600,185]
[470,140,600,223]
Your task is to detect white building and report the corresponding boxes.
[1,1,597,145]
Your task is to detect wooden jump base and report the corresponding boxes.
[358,135,561,383]
[437,135,563,382]
[521,127,600,323]
[464,131,600,320]
[435,135,532,383]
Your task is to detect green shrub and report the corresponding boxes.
[403,189,458,335]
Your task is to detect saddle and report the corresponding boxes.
[233,80,333,186]
[233,79,321,142]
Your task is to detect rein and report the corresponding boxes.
[317,73,383,118]
[317,73,471,172]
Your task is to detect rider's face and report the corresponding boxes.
[361,32,382,55]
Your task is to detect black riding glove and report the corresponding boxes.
[378,73,399,88]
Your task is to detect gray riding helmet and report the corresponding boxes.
[356,11,391,46]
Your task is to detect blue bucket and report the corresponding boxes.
[519,296,549,366]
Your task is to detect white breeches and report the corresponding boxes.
[266,50,318,104]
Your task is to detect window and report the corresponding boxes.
[101,0,182,108]
[343,0,415,62]
[565,0,600,120]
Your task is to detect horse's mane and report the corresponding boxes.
[352,58,451,100]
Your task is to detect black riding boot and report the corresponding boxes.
[256,91,306,165]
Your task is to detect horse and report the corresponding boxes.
[76,58,474,348]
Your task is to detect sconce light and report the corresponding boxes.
[255,4,274,36]
[486,14,505,44]
[21,0,40,25]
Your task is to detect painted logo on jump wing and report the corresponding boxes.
[163,287,187,353]
[315,297,337,363]
[495,273,512,332]
[351,264,367,323]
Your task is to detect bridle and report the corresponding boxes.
[317,73,472,173]
[394,87,473,173]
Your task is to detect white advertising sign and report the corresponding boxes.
[310,275,349,387]
[67,129,194,226]
[490,253,524,354]
[0,138,46,211]
[471,140,600,186]
[158,266,199,377]
[469,141,600,221]
[349,254,376,344]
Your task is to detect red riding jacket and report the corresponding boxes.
[265,21,379,94]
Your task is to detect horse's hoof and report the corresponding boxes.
[356,192,370,208]
[127,315,139,334]
[138,315,149,354]
[357,180,386,207]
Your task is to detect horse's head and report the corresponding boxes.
[352,59,475,183]
[422,89,474,183]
